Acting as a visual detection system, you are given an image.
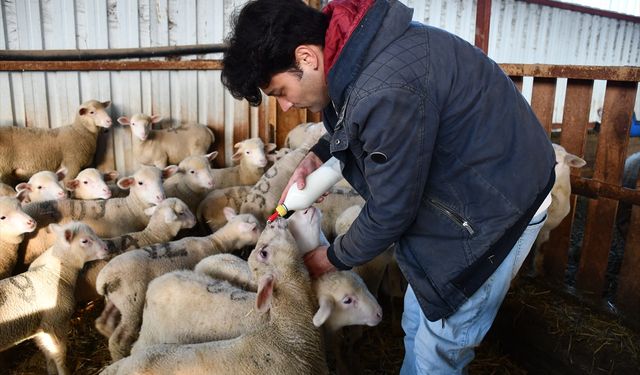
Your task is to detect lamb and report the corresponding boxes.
[197,185,252,232]
[316,186,365,241]
[74,197,197,304]
[130,207,381,351]
[99,218,328,375]
[117,114,214,168]
[0,197,36,278]
[532,143,586,275]
[239,145,310,220]
[211,138,277,189]
[95,207,261,360]
[284,121,327,149]
[0,100,112,184]
[163,152,217,214]
[65,168,119,200]
[17,165,175,268]
[15,168,68,204]
[0,221,108,375]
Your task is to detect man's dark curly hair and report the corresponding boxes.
[221,0,329,106]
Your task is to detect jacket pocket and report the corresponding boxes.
[425,197,475,236]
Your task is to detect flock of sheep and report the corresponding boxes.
[0,98,589,374]
[0,100,390,374]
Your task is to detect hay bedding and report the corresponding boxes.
[1,295,528,374]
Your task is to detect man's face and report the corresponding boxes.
[262,64,330,113]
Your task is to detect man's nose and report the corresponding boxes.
[277,97,293,112]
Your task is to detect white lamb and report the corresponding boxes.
[99,218,329,375]
[15,168,68,204]
[131,207,381,351]
[117,114,214,168]
[532,143,587,275]
[17,165,175,268]
[0,197,36,278]
[0,221,108,375]
[163,152,217,214]
[212,138,277,189]
[0,99,112,184]
[65,168,119,200]
[95,207,261,360]
[284,121,327,149]
[74,197,197,304]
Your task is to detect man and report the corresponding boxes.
[221,0,555,373]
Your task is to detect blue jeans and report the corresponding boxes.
[400,211,547,375]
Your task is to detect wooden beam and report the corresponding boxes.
[0,60,223,71]
[501,64,640,82]
[475,0,491,53]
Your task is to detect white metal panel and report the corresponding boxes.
[0,3,13,127]
[149,0,171,119]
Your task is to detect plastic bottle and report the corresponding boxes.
[267,157,343,222]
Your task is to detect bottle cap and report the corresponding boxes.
[275,204,288,217]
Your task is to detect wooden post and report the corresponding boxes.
[475,0,491,53]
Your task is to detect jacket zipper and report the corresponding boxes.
[427,198,475,235]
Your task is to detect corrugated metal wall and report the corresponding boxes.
[0,0,258,174]
[405,0,640,122]
[1,0,639,175]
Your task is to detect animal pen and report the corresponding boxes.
[1,0,640,374]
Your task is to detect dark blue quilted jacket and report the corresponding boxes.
[313,0,555,321]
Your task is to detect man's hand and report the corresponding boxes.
[303,245,336,279]
[279,151,325,204]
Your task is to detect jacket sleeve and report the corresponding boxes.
[328,87,439,269]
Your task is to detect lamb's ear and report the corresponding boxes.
[256,274,275,313]
[566,153,587,169]
[144,205,158,216]
[150,115,163,124]
[50,223,73,244]
[206,151,219,162]
[163,209,178,223]
[15,187,31,204]
[55,167,68,181]
[265,143,277,153]
[117,177,135,190]
[65,180,80,191]
[313,295,334,327]
[103,171,119,182]
[222,206,237,221]
[101,100,111,108]
[162,165,179,179]
[117,116,131,126]
[15,183,31,194]
[231,149,243,161]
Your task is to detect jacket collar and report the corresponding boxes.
[322,0,413,113]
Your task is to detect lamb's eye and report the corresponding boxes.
[81,239,89,244]
[0,216,6,220]
[258,246,269,259]
[189,170,195,174]
[138,181,143,185]
[342,297,353,305]
[245,151,250,154]
[37,186,42,190]
[83,181,88,184]
[90,111,95,115]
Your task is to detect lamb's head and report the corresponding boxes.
[15,168,68,204]
[50,221,109,264]
[117,165,175,205]
[232,138,276,168]
[176,152,218,191]
[66,168,118,200]
[248,217,304,313]
[78,100,112,130]
[220,207,262,249]
[143,197,196,233]
[117,113,161,141]
[312,270,383,331]
[552,144,586,182]
[0,196,36,242]
[287,206,328,254]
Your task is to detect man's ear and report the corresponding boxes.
[294,45,320,70]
